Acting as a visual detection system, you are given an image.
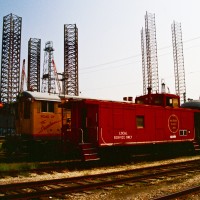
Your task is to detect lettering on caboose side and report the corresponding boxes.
[114,131,132,140]
[168,114,179,134]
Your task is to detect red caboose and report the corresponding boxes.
[61,92,199,161]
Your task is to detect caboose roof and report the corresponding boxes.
[21,91,61,102]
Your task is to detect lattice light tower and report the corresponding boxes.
[41,41,56,93]
[28,38,41,92]
[64,24,79,96]
[171,21,186,103]
[141,12,159,94]
[0,13,22,103]
[141,27,147,95]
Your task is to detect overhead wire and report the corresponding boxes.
[80,35,200,74]
[80,36,200,92]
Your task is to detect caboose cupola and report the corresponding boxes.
[135,90,180,108]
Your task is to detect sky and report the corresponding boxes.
[1,0,200,101]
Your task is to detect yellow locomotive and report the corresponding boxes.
[16,91,62,140]
[7,91,67,159]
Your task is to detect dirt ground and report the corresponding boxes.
[63,172,200,200]
[1,155,200,199]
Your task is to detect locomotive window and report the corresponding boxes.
[136,116,144,128]
[15,103,19,119]
[41,101,54,113]
[37,102,40,113]
[41,101,47,112]
[48,102,54,112]
[24,101,30,119]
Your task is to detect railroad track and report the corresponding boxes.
[0,152,30,163]
[1,159,200,199]
[154,185,200,199]
[0,153,188,178]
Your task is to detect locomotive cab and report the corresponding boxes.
[15,91,62,140]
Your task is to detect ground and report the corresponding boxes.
[1,155,200,199]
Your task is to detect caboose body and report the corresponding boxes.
[61,92,199,161]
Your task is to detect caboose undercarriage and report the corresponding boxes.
[2,134,197,162]
[79,140,197,161]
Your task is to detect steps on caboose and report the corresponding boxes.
[79,143,100,161]
[193,141,200,153]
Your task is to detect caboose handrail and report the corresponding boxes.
[79,128,84,144]
[97,126,99,141]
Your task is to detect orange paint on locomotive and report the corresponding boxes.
[16,92,62,140]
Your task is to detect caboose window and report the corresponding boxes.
[172,98,179,108]
[154,97,162,105]
[136,116,144,128]
[41,101,54,113]
[166,97,179,107]
[180,130,187,136]
[136,99,144,104]
[166,97,173,107]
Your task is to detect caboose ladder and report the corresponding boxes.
[79,143,100,161]
[193,140,200,154]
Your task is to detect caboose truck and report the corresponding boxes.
[60,87,200,161]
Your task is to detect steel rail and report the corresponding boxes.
[1,159,200,199]
[154,185,200,200]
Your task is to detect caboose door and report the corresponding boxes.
[194,112,200,141]
[84,104,99,144]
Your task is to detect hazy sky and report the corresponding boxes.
[1,0,200,100]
